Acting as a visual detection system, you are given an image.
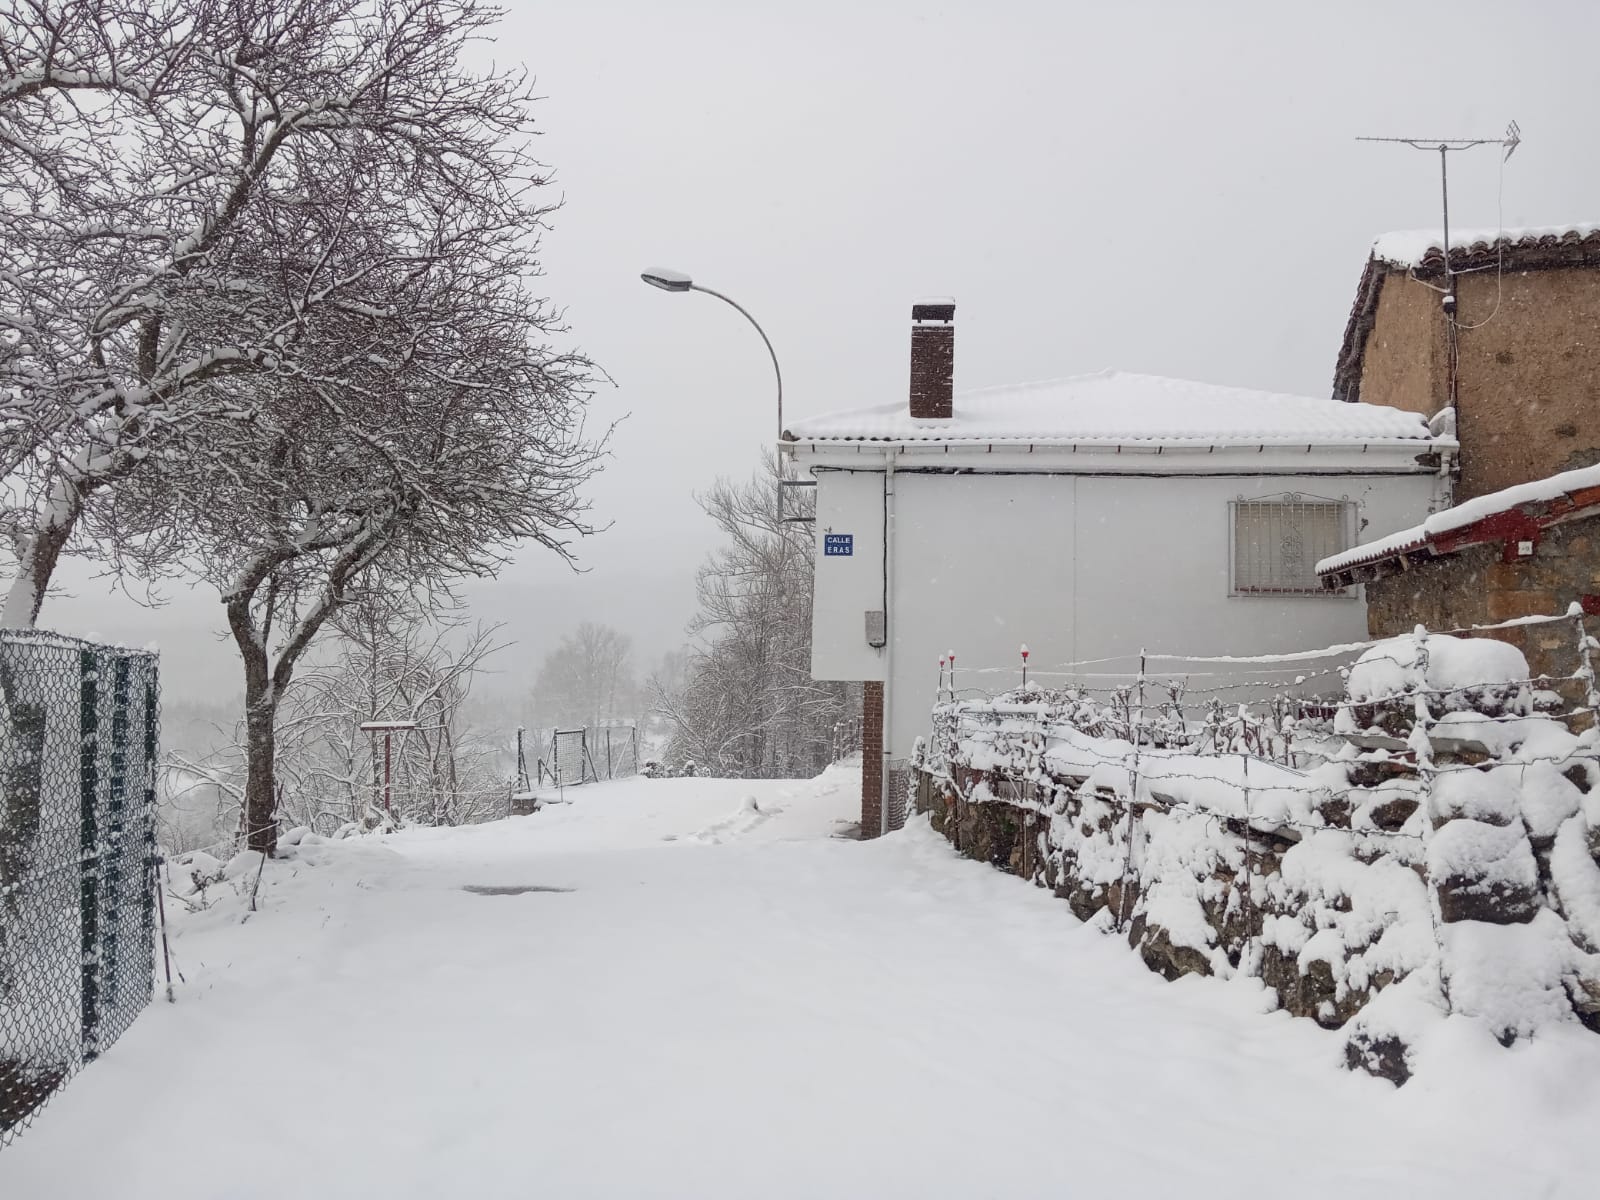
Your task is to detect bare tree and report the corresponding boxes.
[0,0,562,626]
[532,622,636,731]
[654,456,856,777]
[175,301,599,853]
[281,613,512,832]
[1,0,605,851]
[164,608,514,848]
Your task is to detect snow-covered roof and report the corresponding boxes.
[1371,223,1600,269]
[785,371,1435,448]
[1317,462,1600,579]
[1334,221,1600,403]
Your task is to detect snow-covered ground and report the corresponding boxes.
[3,763,1597,1199]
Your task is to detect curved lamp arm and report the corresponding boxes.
[688,284,783,442]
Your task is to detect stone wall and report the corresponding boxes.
[1364,515,1600,691]
[1454,268,1600,500]
[915,642,1600,1084]
[1356,271,1448,419]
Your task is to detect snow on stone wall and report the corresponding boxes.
[913,629,1600,1084]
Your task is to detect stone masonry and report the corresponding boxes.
[1364,514,1600,692]
[1343,251,1600,503]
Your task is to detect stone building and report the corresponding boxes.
[1321,223,1600,683]
[1318,465,1600,685]
[1333,223,1600,499]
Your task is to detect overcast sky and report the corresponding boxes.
[38,0,1600,702]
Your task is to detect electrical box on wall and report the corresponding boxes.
[865,610,886,648]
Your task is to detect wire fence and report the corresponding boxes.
[933,608,1597,746]
[0,631,160,1148]
[915,608,1600,1021]
[925,609,1599,831]
[536,726,640,789]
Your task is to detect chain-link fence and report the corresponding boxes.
[537,726,639,788]
[0,632,160,1147]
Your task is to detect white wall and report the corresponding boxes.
[809,463,1441,764]
[811,468,887,682]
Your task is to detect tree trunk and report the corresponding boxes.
[243,688,280,856]
[440,702,459,826]
[226,563,283,857]
[1,494,80,630]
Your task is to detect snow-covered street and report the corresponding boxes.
[3,764,1597,1199]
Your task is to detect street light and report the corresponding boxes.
[640,267,783,442]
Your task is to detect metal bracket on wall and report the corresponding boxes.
[779,476,817,523]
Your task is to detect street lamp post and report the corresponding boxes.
[640,268,784,445]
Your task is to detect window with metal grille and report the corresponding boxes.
[1231,496,1353,596]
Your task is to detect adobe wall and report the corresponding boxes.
[1364,515,1600,689]
[1357,265,1600,503]
[1454,269,1600,499]
[1357,273,1448,418]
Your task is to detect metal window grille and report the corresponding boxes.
[1231,496,1353,596]
[0,632,160,1148]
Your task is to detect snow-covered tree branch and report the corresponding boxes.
[0,0,568,626]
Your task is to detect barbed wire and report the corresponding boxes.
[921,610,1598,1025]
[924,761,1428,843]
[940,608,1587,680]
[941,663,1589,714]
[949,711,1596,780]
[940,714,1594,808]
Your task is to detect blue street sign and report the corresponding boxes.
[824,534,854,557]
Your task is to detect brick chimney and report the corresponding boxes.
[909,299,955,420]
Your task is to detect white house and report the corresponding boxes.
[782,301,1453,836]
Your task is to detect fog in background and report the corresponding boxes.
[33,0,1600,703]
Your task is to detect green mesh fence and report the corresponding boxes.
[0,632,159,1147]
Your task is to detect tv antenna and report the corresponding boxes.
[1357,122,1521,410]
[1356,122,1521,295]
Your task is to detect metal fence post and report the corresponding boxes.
[102,656,130,1007]
[1114,649,1148,933]
[1409,625,1453,1014]
[1574,603,1600,727]
[142,673,160,1000]
[78,648,101,1063]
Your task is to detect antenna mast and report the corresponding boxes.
[1356,121,1521,408]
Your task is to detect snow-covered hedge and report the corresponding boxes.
[916,629,1600,1084]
